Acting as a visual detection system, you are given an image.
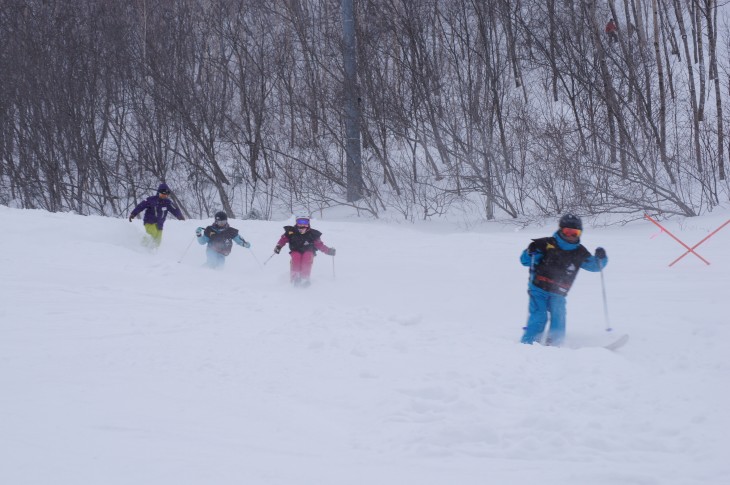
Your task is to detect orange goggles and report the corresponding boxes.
[561,227,582,238]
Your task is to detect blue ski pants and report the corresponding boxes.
[205,248,227,269]
[521,284,566,345]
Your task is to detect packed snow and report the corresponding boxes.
[1,206,729,485]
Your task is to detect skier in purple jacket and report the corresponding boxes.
[128,183,184,246]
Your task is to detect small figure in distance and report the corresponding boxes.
[605,18,618,43]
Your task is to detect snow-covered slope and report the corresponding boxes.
[1,206,728,485]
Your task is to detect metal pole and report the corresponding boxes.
[263,253,276,266]
[600,266,613,332]
[247,249,263,268]
[177,235,196,263]
[342,0,362,202]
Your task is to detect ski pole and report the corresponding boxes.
[248,249,263,267]
[177,235,196,263]
[263,252,276,266]
[331,254,336,279]
[599,266,613,332]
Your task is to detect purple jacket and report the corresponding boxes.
[130,195,184,229]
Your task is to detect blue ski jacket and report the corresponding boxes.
[520,230,607,295]
[197,224,249,256]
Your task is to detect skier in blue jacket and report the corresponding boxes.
[196,211,251,269]
[520,214,608,346]
[128,183,185,246]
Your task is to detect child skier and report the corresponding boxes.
[196,211,251,269]
[520,214,608,346]
[273,216,335,286]
[128,183,185,247]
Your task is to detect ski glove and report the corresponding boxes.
[242,241,251,249]
[196,227,203,237]
[595,247,607,259]
[527,242,538,254]
[128,215,134,222]
[274,245,282,254]
[328,248,336,256]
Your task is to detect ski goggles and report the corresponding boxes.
[561,227,582,238]
[215,220,228,226]
[158,191,170,197]
[295,218,310,226]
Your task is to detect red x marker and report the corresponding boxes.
[645,214,729,267]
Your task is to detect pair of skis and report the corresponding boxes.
[537,333,630,351]
[602,333,630,351]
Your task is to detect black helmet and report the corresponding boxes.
[559,213,582,230]
[214,211,228,222]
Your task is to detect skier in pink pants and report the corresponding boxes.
[273,216,336,286]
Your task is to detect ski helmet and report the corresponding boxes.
[295,215,310,227]
[214,211,228,222]
[559,213,582,230]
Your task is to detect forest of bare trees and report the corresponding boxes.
[1,0,729,221]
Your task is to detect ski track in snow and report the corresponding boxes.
[1,206,729,485]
